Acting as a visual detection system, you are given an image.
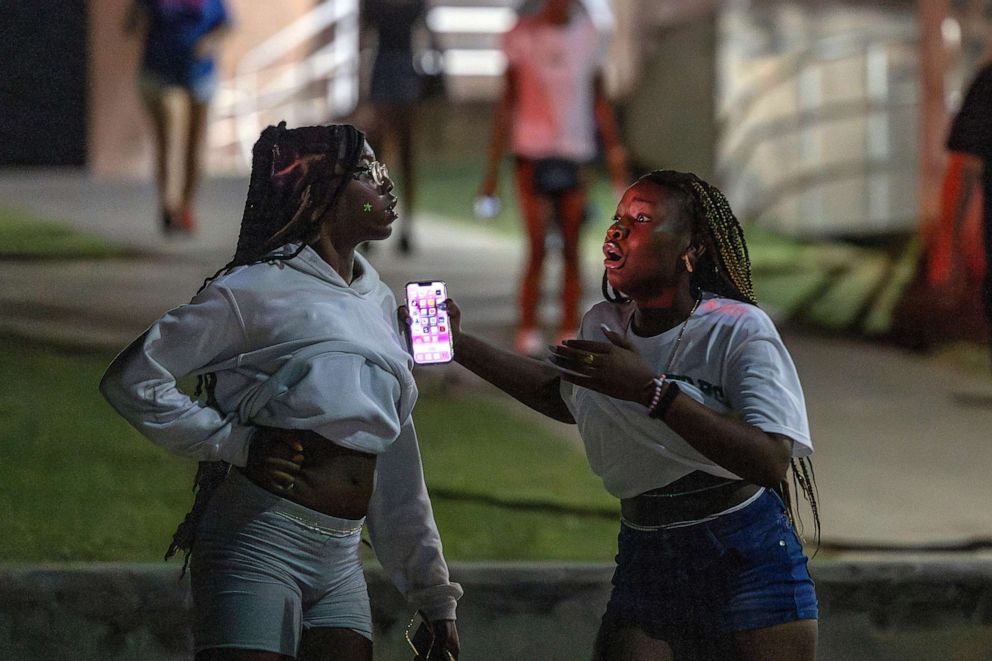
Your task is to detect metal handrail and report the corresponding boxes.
[717,24,920,236]
[210,0,360,168]
[717,28,916,137]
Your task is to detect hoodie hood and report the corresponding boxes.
[274,243,382,296]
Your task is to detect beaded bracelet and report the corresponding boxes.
[648,381,680,421]
[646,376,666,413]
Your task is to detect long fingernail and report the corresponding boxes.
[600,323,613,334]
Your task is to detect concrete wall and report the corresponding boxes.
[2,559,991,660]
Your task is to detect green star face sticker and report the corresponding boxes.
[362,202,373,213]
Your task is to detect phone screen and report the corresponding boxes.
[405,281,453,365]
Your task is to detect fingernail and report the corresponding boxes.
[600,323,612,334]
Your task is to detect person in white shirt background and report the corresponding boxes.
[478,0,629,356]
[101,122,461,661]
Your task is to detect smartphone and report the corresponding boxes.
[405,281,454,365]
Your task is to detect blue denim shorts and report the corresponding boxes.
[189,470,371,656]
[603,489,817,644]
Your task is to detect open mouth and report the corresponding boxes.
[384,196,398,217]
[603,242,624,269]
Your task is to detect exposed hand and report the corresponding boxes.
[398,298,460,354]
[548,326,656,403]
[429,619,459,660]
[442,298,462,349]
[397,304,413,346]
[246,427,305,493]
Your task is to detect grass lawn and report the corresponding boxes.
[1,171,981,563]
[0,339,617,563]
[0,205,122,259]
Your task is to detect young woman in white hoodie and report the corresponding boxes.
[101,123,460,661]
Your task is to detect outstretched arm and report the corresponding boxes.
[592,73,629,195]
[403,299,574,423]
[455,333,575,423]
[478,67,516,198]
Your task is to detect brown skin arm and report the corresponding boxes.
[399,299,574,423]
[949,151,984,257]
[479,66,518,197]
[592,73,629,192]
[549,330,792,488]
[122,1,145,34]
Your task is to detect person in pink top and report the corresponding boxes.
[479,0,628,355]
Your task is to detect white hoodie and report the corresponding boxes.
[100,244,462,620]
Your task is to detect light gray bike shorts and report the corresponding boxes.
[190,469,371,656]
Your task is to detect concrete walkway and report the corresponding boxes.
[2,171,991,550]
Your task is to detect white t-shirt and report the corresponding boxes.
[562,293,813,499]
[502,11,606,162]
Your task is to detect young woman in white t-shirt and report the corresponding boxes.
[442,170,819,660]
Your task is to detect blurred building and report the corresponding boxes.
[3,0,991,239]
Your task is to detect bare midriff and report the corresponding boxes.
[241,429,377,520]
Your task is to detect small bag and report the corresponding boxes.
[531,157,581,194]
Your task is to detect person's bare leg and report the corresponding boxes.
[369,102,416,253]
[735,619,818,661]
[592,621,674,661]
[556,186,586,339]
[393,102,416,253]
[298,627,373,661]
[140,88,175,230]
[513,161,550,353]
[181,95,210,231]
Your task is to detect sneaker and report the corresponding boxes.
[161,209,175,233]
[180,208,196,232]
[514,328,544,357]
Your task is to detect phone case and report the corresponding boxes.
[405,281,454,365]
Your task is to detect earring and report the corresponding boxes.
[683,254,693,273]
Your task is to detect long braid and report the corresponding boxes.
[169,122,367,574]
[686,178,756,304]
[603,169,820,549]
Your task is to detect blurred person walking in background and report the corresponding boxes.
[360,0,434,255]
[101,123,461,660]
[440,170,819,660]
[125,0,231,234]
[478,0,628,356]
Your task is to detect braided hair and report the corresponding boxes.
[166,122,367,575]
[202,121,367,289]
[602,170,820,549]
